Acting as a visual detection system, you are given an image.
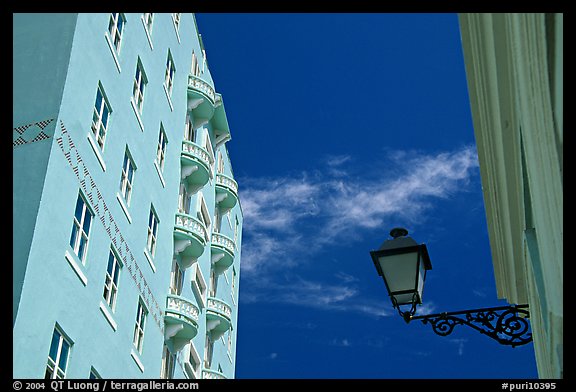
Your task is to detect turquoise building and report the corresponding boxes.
[13,13,243,379]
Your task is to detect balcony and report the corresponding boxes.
[202,368,227,379]
[180,140,212,193]
[206,297,232,340]
[164,294,200,352]
[187,75,216,128]
[174,212,208,269]
[210,232,235,274]
[215,173,238,212]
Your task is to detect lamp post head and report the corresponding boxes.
[370,228,432,313]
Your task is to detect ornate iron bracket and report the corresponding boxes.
[405,304,532,347]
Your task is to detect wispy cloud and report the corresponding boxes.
[237,146,480,316]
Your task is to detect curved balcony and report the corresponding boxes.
[174,212,207,269]
[210,232,235,274]
[164,294,200,352]
[202,368,227,379]
[206,297,232,340]
[180,141,212,192]
[187,75,216,128]
[215,173,238,212]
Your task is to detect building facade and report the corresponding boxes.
[459,13,562,378]
[13,13,243,379]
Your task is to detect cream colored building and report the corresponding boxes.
[459,13,562,378]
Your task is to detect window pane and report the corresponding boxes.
[82,209,92,233]
[58,341,70,371]
[107,252,115,275]
[48,330,60,361]
[74,196,84,222]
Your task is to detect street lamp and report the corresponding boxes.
[370,228,532,347]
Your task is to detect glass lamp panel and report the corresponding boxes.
[377,251,419,295]
[394,292,417,306]
[416,256,426,303]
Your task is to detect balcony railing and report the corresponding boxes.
[207,297,232,319]
[164,294,200,351]
[174,213,207,268]
[180,141,212,191]
[188,75,215,105]
[210,232,235,273]
[202,368,227,380]
[206,296,232,340]
[215,173,239,211]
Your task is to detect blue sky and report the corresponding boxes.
[196,13,539,379]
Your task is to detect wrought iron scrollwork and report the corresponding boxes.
[409,305,532,347]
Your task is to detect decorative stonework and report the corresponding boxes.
[13,119,55,148]
[55,120,164,334]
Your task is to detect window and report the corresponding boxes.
[119,150,135,206]
[91,84,111,151]
[178,183,191,215]
[217,151,224,174]
[191,51,200,77]
[103,248,121,311]
[161,345,175,379]
[186,342,201,379]
[191,263,207,308]
[197,192,211,241]
[204,335,214,369]
[164,50,176,97]
[185,117,196,143]
[133,299,147,353]
[89,367,101,379]
[143,13,154,34]
[69,193,93,264]
[132,59,147,114]
[227,330,233,355]
[156,125,167,173]
[45,327,72,379]
[231,267,237,302]
[146,207,159,258]
[107,13,125,55]
[209,269,218,298]
[169,259,184,296]
[203,132,215,178]
[172,13,181,33]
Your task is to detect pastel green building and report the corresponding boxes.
[13,13,243,379]
[459,13,563,378]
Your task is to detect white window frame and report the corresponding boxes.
[132,59,147,114]
[161,344,176,379]
[141,13,154,49]
[103,247,122,312]
[203,132,215,179]
[91,84,111,152]
[186,342,201,379]
[46,327,72,379]
[191,263,207,309]
[119,149,136,207]
[156,124,168,173]
[133,299,147,354]
[209,269,218,298]
[165,50,176,97]
[197,192,211,241]
[231,267,237,304]
[204,334,214,369]
[107,13,125,56]
[70,193,93,264]
[169,258,185,296]
[172,13,181,39]
[146,207,159,258]
[191,51,200,77]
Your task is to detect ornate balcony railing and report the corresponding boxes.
[211,232,235,255]
[188,75,215,105]
[207,297,232,319]
[181,141,212,171]
[202,368,227,379]
[215,173,238,195]
[166,294,200,323]
[175,212,208,243]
